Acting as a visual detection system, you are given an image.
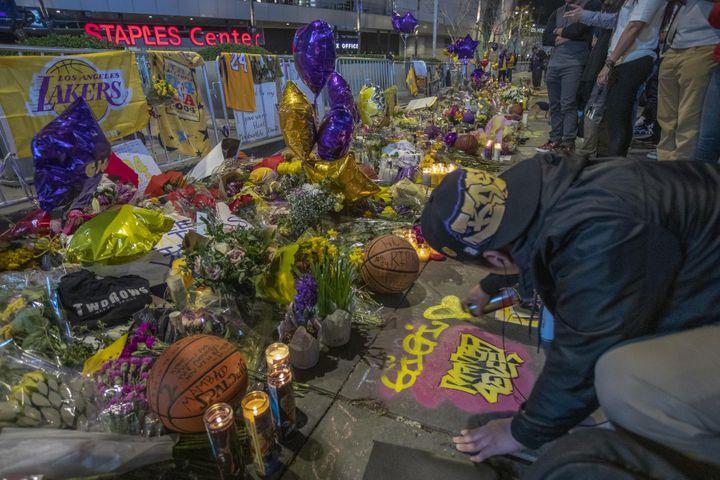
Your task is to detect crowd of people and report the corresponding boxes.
[533,0,719,163]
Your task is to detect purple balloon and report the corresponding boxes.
[447,44,456,54]
[317,107,354,161]
[391,11,419,34]
[327,72,359,122]
[443,132,458,147]
[293,20,336,95]
[32,97,111,213]
[455,34,480,60]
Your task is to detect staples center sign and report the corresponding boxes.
[84,23,261,47]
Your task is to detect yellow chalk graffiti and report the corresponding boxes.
[423,295,472,320]
[440,333,524,403]
[380,321,449,392]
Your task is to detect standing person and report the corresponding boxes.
[657,0,720,161]
[420,156,720,471]
[507,52,517,83]
[537,0,602,154]
[565,0,666,157]
[694,1,720,162]
[498,48,509,82]
[530,46,548,88]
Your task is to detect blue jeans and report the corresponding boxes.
[695,66,720,162]
[546,64,583,144]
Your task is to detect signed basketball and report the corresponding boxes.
[360,235,420,294]
[147,335,248,433]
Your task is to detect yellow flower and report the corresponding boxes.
[363,210,374,218]
[349,247,365,267]
[327,244,337,257]
[327,229,338,239]
[380,206,398,219]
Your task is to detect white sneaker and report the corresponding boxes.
[647,150,657,160]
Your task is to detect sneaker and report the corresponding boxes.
[559,142,575,153]
[536,141,559,153]
[634,123,654,140]
[647,150,657,160]
[634,116,646,128]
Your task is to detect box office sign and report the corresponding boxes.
[0,51,149,157]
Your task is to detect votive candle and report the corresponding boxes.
[493,143,502,161]
[242,391,279,477]
[203,403,244,480]
[265,342,290,372]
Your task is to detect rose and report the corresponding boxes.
[227,248,246,264]
[229,194,253,213]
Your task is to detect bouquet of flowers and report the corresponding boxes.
[280,184,342,238]
[184,216,273,298]
[147,76,178,106]
[498,85,526,106]
[91,175,137,213]
[95,321,165,435]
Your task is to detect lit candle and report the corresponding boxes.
[267,367,297,439]
[242,391,279,478]
[203,403,244,480]
[417,245,431,262]
[422,168,431,186]
[493,143,502,161]
[484,140,493,159]
[264,342,290,372]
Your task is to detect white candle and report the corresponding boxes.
[493,143,502,161]
[522,112,529,126]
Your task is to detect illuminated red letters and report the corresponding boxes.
[84,23,260,47]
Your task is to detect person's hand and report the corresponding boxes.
[554,27,564,36]
[597,64,611,85]
[555,36,569,46]
[592,35,598,48]
[453,418,524,463]
[462,284,491,317]
[563,3,585,23]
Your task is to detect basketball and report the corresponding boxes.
[360,235,420,294]
[147,335,248,433]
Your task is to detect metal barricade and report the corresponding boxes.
[335,57,395,98]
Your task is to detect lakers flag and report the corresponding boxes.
[0,51,149,157]
[148,51,210,157]
[406,65,418,97]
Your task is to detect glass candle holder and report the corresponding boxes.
[264,342,290,372]
[267,367,297,439]
[203,403,244,480]
[242,391,279,478]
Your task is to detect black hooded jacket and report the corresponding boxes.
[502,154,720,448]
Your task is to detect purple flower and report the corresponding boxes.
[140,371,150,380]
[130,357,142,366]
[444,132,457,147]
[412,224,425,245]
[145,336,156,349]
[292,273,318,323]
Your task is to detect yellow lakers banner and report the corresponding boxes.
[147,51,210,157]
[0,51,149,157]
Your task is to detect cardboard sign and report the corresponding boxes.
[112,139,162,194]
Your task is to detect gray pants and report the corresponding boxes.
[595,323,720,465]
[579,119,599,158]
[546,64,583,145]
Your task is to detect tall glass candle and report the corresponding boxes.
[242,391,279,477]
[203,403,244,480]
[267,367,297,439]
[264,342,290,372]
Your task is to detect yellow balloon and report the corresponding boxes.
[358,83,386,127]
[279,81,317,159]
[304,151,380,203]
[66,205,174,264]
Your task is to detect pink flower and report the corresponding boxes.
[227,249,245,265]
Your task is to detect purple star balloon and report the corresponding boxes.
[293,20,336,95]
[32,97,111,213]
[455,34,480,60]
[391,11,419,34]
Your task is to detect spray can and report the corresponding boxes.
[466,288,519,315]
[540,307,555,342]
